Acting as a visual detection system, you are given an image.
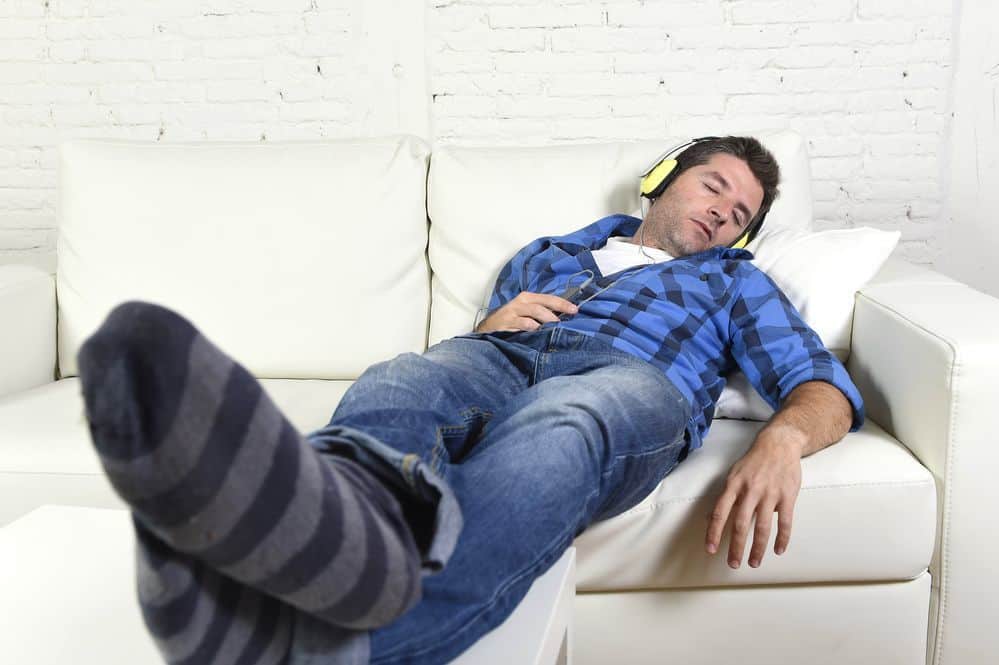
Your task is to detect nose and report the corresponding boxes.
[707,204,731,226]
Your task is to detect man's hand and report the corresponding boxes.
[476,292,578,333]
[704,428,803,569]
[704,381,852,568]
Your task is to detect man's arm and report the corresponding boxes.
[759,379,854,456]
[704,379,853,570]
[472,236,548,332]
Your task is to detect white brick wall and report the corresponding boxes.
[0,0,955,270]
[935,0,999,298]
[430,0,954,267]
[0,0,426,271]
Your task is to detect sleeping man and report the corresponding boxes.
[77,135,863,664]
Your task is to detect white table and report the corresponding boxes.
[0,505,575,664]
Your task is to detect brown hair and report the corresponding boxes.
[673,136,780,228]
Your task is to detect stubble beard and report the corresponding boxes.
[645,196,703,257]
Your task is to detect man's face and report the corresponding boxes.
[639,153,765,256]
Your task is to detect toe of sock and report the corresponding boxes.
[77,301,200,460]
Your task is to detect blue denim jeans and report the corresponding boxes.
[305,326,692,664]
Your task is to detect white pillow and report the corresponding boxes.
[714,227,901,421]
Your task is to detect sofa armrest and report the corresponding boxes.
[0,265,56,398]
[848,259,999,665]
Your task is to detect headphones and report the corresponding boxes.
[639,136,767,250]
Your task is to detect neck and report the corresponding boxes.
[635,223,666,261]
[640,224,660,250]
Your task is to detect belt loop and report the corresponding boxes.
[547,325,560,352]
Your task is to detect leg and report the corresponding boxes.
[367,336,692,664]
[133,520,295,665]
[77,302,426,660]
[320,330,534,473]
[305,331,536,573]
[135,520,373,665]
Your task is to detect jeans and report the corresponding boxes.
[305,325,692,664]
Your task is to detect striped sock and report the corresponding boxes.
[77,301,424,636]
[134,520,372,665]
[134,519,293,665]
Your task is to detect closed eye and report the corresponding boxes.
[704,181,745,226]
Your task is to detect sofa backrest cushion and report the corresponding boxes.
[57,136,431,380]
[426,130,813,345]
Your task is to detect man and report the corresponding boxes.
[77,136,863,665]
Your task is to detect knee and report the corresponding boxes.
[351,353,427,394]
[362,352,422,378]
[540,400,612,460]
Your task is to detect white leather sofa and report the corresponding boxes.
[1,131,996,665]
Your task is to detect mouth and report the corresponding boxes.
[691,219,712,241]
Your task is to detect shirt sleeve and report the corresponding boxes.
[485,215,634,312]
[485,235,550,312]
[728,267,865,432]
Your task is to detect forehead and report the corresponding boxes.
[688,153,764,212]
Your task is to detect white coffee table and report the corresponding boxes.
[0,505,575,664]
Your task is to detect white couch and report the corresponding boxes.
[1,132,996,665]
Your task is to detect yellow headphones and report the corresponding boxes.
[639,136,765,250]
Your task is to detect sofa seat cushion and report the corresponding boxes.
[2,380,936,590]
[572,418,937,590]
[0,378,354,525]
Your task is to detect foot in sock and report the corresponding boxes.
[135,519,372,665]
[77,301,423,632]
[134,519,294,665]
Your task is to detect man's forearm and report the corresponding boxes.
[755,380,854,458]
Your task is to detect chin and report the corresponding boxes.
[683,237,712,255]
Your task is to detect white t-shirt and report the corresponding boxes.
[590,236,673,276]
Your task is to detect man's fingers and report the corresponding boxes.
[774,497,795,555]
[748,499,777,568]
[527,303,563,324]
[526,292,579,314]
[480,291,580,333]
[726,491,758,568]
[705,490,737,554]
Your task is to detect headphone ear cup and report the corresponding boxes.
[729,212,767,249]
[640,158,679,200]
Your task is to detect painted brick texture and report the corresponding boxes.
[0,0,379,271]
[430,0,953,266]
[0,0,953,270]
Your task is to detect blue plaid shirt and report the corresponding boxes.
[486,214,865,452]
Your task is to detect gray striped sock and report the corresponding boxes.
[135,520,370,665]
[78,301,424,635]
[135,520,294,665]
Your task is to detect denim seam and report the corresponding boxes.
[400,454,421,488]
[612,430,686,463]
[532,351,545,385]
[429,426,451,474]
[429,407,495,473]
[597,430,686,485]
[595,430,686,523]
[373,487,601,663]
[459,406,493,421]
